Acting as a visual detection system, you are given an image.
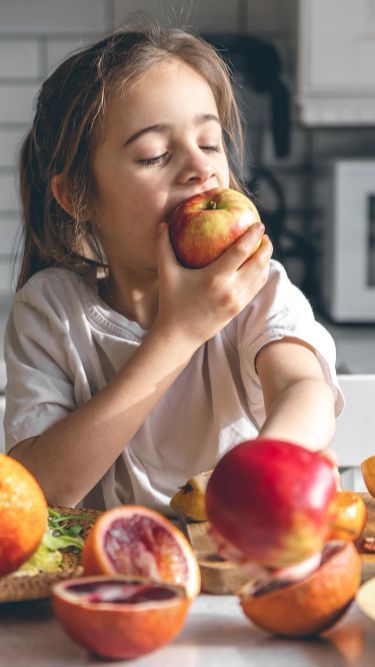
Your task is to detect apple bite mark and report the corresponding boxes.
[168,187,261,268]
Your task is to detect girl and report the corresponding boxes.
[4,25,343,513]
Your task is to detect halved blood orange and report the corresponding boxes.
[82,505,201,599]
[239,541,361,638]
[328,491,367,541]
[53,575,190,659]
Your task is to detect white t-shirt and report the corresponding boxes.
[4,261,344,513]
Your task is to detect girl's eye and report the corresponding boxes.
[138,152,168,167]
[200,145,221,153]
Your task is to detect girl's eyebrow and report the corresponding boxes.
[124,114,221,147]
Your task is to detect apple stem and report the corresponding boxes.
[207,200,217,210]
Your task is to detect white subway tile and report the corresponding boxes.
[0,218,21,255]
[0,128,26,169]
[0,0,108,34]
[46,37,93,74]
[0,83,39,123]
[0,174,19,212]
[0,39,40,78]
[114,0,240,33]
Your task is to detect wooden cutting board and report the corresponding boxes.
[181,493,375,595]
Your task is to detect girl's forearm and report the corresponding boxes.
[257,378,336,452]
[10,326,197,507]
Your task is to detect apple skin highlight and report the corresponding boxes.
[168,187,261,268]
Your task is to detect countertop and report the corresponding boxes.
[0,592,374,667]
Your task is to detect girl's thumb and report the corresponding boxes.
[157,222,175,261]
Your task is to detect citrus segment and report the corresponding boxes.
[82,505,201,598]
[0,453,48,576]
[53,575,190,659]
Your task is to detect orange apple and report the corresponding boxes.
[328,491,367,541]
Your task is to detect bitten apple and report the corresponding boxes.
[205,438,338,570]
[168,187,262,268]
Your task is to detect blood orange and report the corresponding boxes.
[53,575,190,659]
[0,453,47,575]
[239,541,361,637]
[82,505,201,599]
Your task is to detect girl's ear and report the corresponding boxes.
[51,173,74,217]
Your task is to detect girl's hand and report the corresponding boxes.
[320,447,342,491]
[153,221,273,349]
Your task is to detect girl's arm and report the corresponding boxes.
[10,223,272,507]
[255,337,337,450]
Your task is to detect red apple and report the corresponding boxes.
[205,438,338,570]
[168,187,261,268]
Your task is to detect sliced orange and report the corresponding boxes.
[53,575,190,659]
[328,491,367,541]
[82,505,201,599]
[361,455,375,497]
[0,453,47,576]
[239,541,361,638]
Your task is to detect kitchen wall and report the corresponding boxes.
[0,0,374,481]
[1,0,375,303]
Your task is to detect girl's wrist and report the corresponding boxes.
[148,319,203,360]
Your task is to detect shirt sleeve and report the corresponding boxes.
[4,286,78,452]
[236,260,344,425]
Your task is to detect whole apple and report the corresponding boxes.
[205,438,338,570]
[168,187,261,268]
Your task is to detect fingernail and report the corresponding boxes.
[257,222,265,234]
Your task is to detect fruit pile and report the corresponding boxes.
[171,438,371,638]
[0,453,200,659]
[54,506,200,659]
[0,441,374,654]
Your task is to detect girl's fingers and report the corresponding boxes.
[238,234,273,276]
[211,222,266,274]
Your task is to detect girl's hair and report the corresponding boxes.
[17,22,245,289]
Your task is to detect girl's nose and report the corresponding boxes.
[177,150,215,185]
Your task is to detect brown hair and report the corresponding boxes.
[17,23,245,289]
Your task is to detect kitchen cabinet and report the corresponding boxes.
[297,0,375,125]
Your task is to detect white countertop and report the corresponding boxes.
[0,592,374,667]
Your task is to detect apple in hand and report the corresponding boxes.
[205,438,338,571]
[168,187,262,269]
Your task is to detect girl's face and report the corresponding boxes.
[90,57,230,279]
